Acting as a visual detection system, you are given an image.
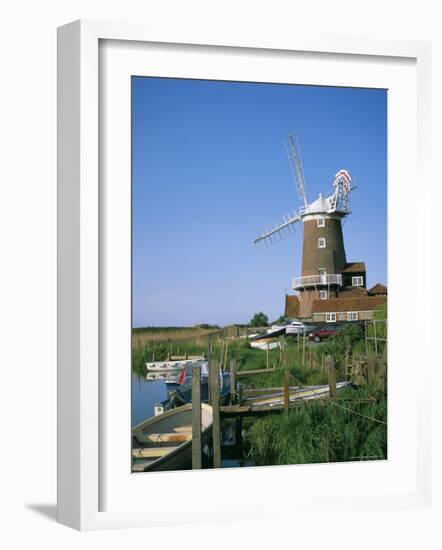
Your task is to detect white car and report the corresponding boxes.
[285,320,314,335]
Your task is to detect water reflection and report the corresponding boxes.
[131,372,168,427]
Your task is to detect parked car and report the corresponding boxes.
[308,328,337,343]
[285,320,315,335]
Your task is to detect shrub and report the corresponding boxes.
[249,312,269,327]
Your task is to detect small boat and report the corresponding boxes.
[249,339,280,351]
[145,357,205,372]
[154,370,231,415]
[244,381,351,410]
[132,403,213,472]
[163,361,209,387]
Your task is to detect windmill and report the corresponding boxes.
[253,134,357,318]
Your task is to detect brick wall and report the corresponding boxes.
[301,217,347,276]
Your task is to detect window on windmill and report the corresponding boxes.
[352,276,363,287]
[318,238,326,248]
[317,217,325,227]
[319,290,328,300]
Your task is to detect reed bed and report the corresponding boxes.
[248,385,387,465]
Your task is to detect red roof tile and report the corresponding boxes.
[285,294,300,317]
[342,262,366,273]
[312,295,387,313]
[368,283,387,295]
[338,286,368,297]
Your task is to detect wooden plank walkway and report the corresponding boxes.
[220,382,364,417]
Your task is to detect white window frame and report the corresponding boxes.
[318,237,326,249]
[352,276,363,286]
[317,217,325,227]
[325,312,336,322]
[319,290,328,300]
[347,311,358,321]
[318,268,327,276]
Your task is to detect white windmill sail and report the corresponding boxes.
[253,212,301,246]
[253,135,355,247]
[286,133,308,208]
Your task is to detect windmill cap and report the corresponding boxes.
[334,169,351,181]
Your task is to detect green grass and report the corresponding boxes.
[247,385,387,465]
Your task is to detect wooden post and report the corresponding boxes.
[326,355,337,398]
[266,343,269,370]
[284,371,290,411]
[238,384,243,405]
[302,333,306,367]
[191,366,202,469]
[230,358,237,405]
[206,335,211,392]
[297,332,300,354]
[373,321,378,355]
[365,321,369,356]
[209,359,221,468]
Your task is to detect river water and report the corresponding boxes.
[132,372,168,427]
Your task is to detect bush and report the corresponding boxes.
[249,312,269,327]
[321,323,364,366]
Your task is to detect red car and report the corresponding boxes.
[308,328,337,343]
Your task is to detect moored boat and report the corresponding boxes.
[154,370,231,415]
[145,357,205,372]
[132,403,213,472]
[249,339,280,350]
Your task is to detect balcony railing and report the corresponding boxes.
[292,274,342,290]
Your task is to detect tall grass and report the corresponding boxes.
[247,386,387,465]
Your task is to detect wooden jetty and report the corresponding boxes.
[220,381,351,417]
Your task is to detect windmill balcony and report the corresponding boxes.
[292,274,342,290]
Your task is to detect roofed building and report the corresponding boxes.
[310,295,387,323]
[368,283,387,296]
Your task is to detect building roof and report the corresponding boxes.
[285,294,300,318]
[342,262,366,273]
[312,295,387,313]
[368,283,387,295]
[338,286,368,298]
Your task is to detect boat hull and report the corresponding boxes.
[132,403,213,472]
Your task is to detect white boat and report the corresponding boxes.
[249,339,280,351]
[163,361,209,385]
[132,403,213,472]
[145,357,205,372]
[246,381,351,410]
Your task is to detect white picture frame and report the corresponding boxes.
[57,19,433,531]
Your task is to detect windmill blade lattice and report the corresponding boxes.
[253,212,301,247]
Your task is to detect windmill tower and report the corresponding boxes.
[254,134,356,318]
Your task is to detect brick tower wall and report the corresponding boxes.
[301,216,347,276]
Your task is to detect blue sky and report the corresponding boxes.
[132,77,387,327]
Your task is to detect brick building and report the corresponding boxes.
[253,147,387,323]
[285,283,387,322]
